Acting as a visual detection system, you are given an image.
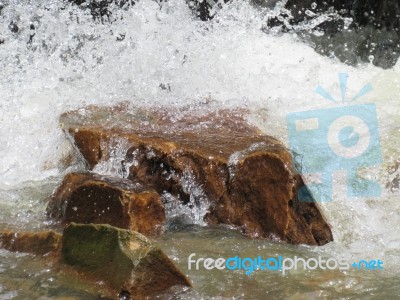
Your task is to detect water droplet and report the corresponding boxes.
[305,10,316,17]
[369,55,375,63]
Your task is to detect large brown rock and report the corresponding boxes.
[60,104,333,245]
[47,172,165,235]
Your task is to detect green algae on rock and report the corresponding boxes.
[62,223,191,299]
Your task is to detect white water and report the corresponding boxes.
[0,0,400,291]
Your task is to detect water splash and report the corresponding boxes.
[92,137,133,178]
[0,0,399,290]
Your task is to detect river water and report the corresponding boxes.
[0,0,399,299]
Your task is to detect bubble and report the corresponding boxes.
[311,2,317,10]
[369,55,375,63]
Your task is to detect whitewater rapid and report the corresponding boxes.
[1,0,399,275]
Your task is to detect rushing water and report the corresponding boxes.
[0,0,400,299]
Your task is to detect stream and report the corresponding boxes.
[0,0,399,299]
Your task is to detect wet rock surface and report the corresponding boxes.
[47,172,165,235]
[60,104,333,245]
[0,224,191,299]
[62,223,191,299]
[0,230,61,256]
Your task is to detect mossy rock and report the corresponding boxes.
[62,223,191,299]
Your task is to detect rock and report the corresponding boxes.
[61,223,191,299]
[0,224,191,299]
[0,230,61,255]
[47,172,165,235]
[60,104,333,245]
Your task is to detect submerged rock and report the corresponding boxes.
[47,172,165,235]
[0,230,61,256]
[60,104,333,245]
[0,224,191,299]
[62,223,191,299]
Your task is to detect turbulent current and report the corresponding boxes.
[0,0,400,299]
